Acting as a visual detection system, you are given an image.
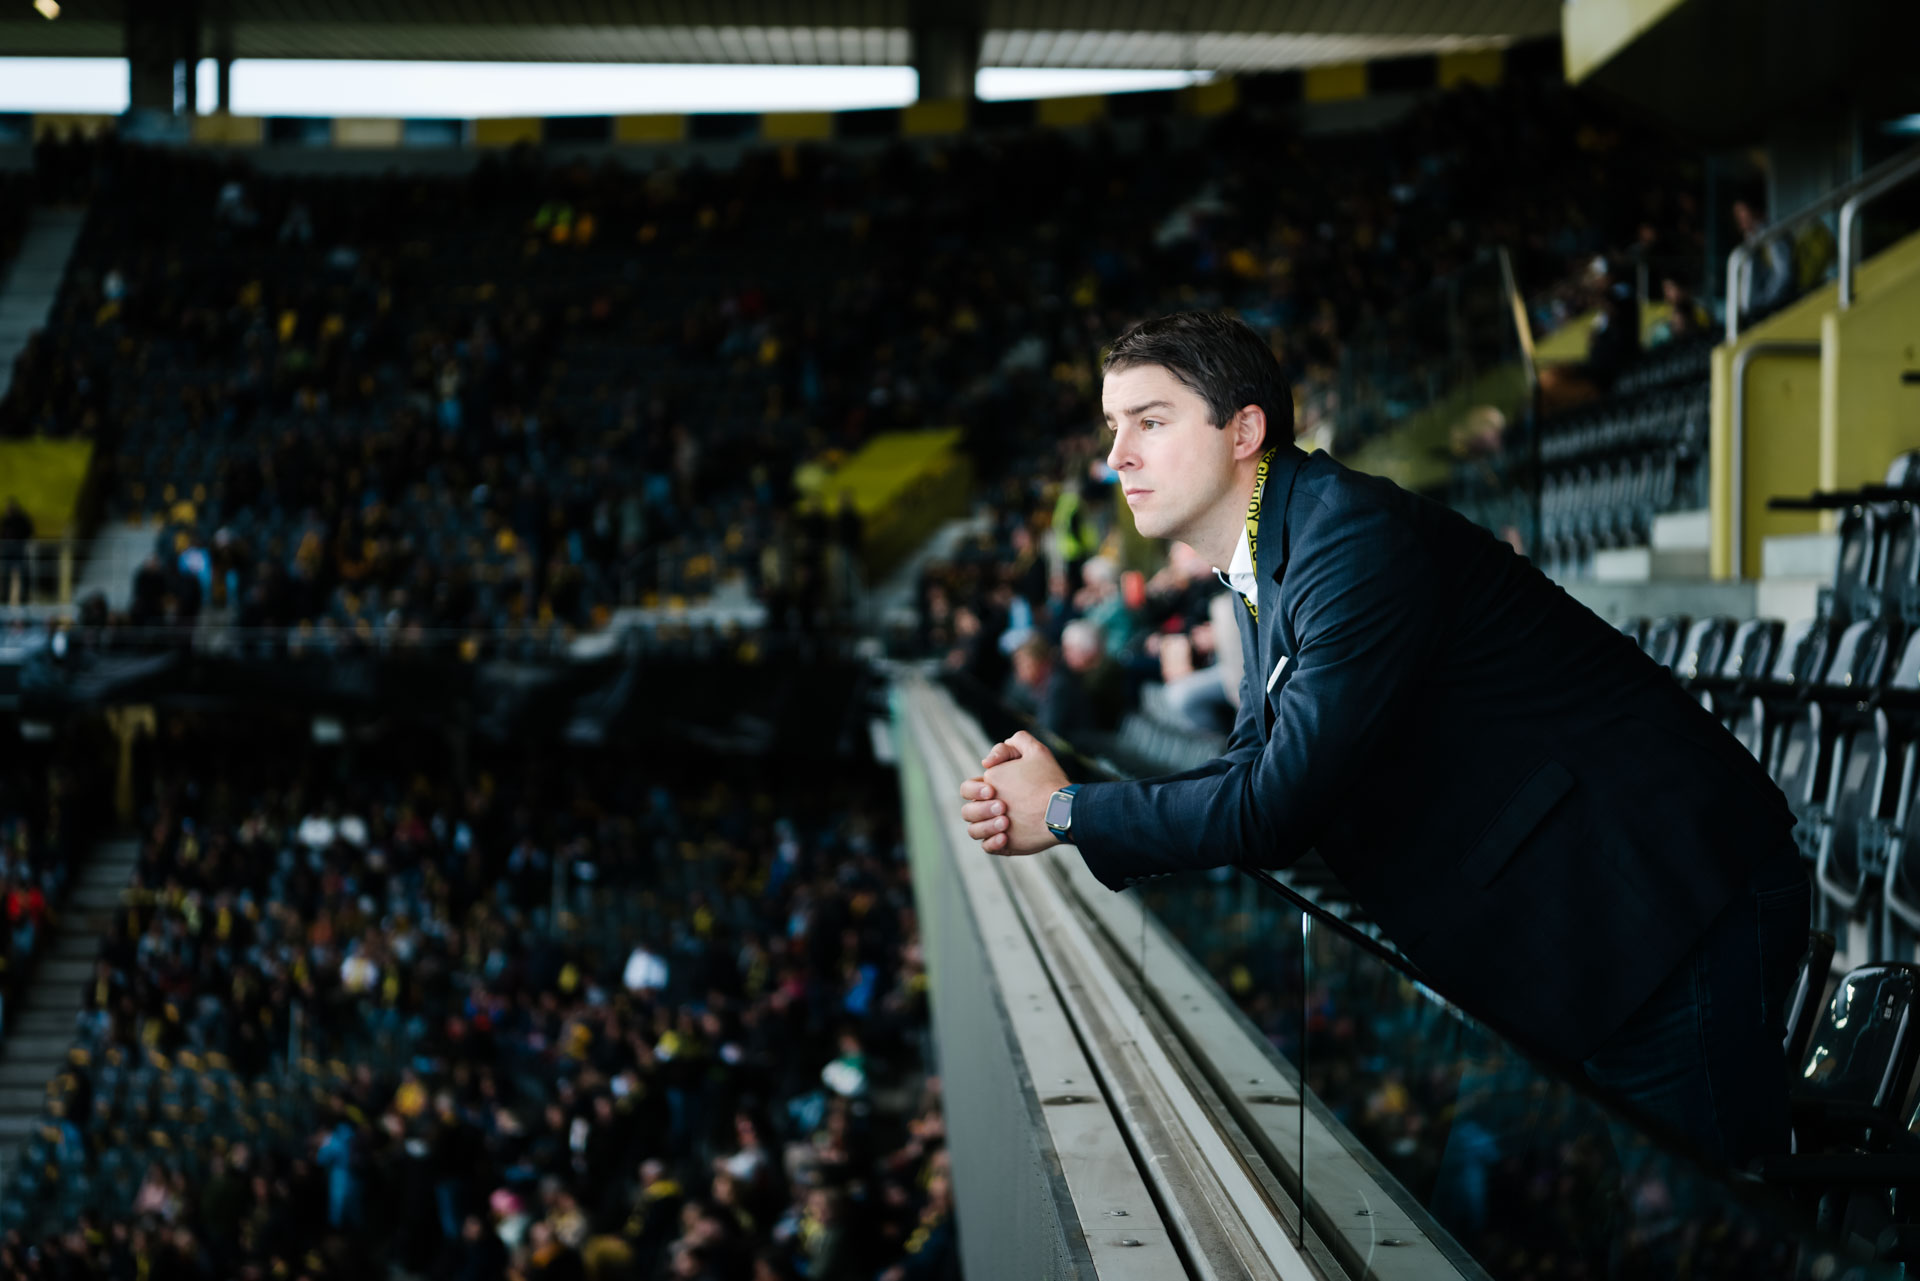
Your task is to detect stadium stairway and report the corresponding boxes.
[73,519,156,612]
[0,206,87,406]
[0,836,135,1185]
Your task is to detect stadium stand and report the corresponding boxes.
[0,722,951,1281]
[0,66,1703,649]
[4,14,1915,1275]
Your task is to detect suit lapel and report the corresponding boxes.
[1256,448,1309,731]
[1257,566,1282,734]
[1233,590,1263,737]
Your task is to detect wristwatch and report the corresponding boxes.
[1044,784,1081,838]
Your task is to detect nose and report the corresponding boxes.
[1106,425,1135,476]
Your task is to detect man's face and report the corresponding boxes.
[1103,363,1241,545]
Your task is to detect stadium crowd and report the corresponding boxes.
[1,63,1700,653]
[0,722,953,1281]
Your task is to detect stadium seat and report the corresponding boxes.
[1828,506,1884,625]
[1792,963,1920,1152]
[1701,618,1784,754]
[1785,930,1839,1076]
[1641,614,1690,670]
[1675,616,1735,683]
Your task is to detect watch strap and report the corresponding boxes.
[1046,783,1081,835]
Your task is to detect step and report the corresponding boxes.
[1590,545,1711,582]
[68,889,127,912]
[0,1115,41,1140]
[0,1087,46,1114]
[32,959,94,987]
[77,861,134,877]
[0,1035,71,1060]
[1762,531,1839,579]
[73,874,132,895]
[6,1010,75,1036]
[49,936,98,962]
[1650,508,1711,553]
[1757,576,1825,627]
[0,1062,59,1089]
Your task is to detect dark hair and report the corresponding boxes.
[1102,312,1294,446]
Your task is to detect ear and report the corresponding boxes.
[1229,405,1266,461]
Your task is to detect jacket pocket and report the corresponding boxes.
[1456,759,1575,888]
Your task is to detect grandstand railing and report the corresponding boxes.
[908,668,1890,1280]
[1726,141,1920,340]
[1840,148,1920,310]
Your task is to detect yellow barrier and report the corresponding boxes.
[798,429,971,576]
[1342,363,1530,493]
[1532,302,1677,365]
[0,439,93,538]
[1709,342,1821,579]
[1820,253,1920,499]
[1710,226,1920,578]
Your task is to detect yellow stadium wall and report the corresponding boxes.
[0,439,93,538]
[798,429,971,577]
[1820,256,1920,498]
[1709,226,1920,578]
[1710,343,1821,578]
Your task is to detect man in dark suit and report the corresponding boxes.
[957,311,1809,1168]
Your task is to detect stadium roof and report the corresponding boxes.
[0,0,1557,68]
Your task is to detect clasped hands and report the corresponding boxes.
[957,729,1070,857]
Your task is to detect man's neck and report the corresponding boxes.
[1187,462,1261,572]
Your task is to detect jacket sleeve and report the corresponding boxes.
[1068,496,1441,890]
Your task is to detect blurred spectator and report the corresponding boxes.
[1652,276,1711,345]
[1734,198,1794,322]
[1055,619,1125,735]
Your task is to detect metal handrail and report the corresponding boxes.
[1726,142,1920,341]
[1839,149,1920,310]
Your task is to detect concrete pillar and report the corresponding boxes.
[124,0,202,115]
[105,704,155,824]
[213,0,233,113]
[911,0,980,102]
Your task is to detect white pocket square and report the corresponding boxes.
[1267,655,1288,692]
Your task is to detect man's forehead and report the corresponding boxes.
[1102,363,1197,412]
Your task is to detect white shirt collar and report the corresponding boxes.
[1214,527,1258,607]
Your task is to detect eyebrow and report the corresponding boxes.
[1103,399,1175,424]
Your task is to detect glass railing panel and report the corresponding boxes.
[1298,892,1893,1281]
[933,674,1896,1279]
[1130,868,1309,1239]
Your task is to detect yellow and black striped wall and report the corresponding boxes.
[0,42,1538,151]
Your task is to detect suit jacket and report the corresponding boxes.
[1070,446,1798,1062]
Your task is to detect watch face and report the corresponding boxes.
[1045,790,1073,831]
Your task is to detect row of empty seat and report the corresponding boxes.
[1538,448,1704,577]
[1618,602,1920,1261]
[1620,609,1920,957]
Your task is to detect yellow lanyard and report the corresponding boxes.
[1243,447,1276,621]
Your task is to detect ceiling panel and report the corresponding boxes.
[0,0,1554,62]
